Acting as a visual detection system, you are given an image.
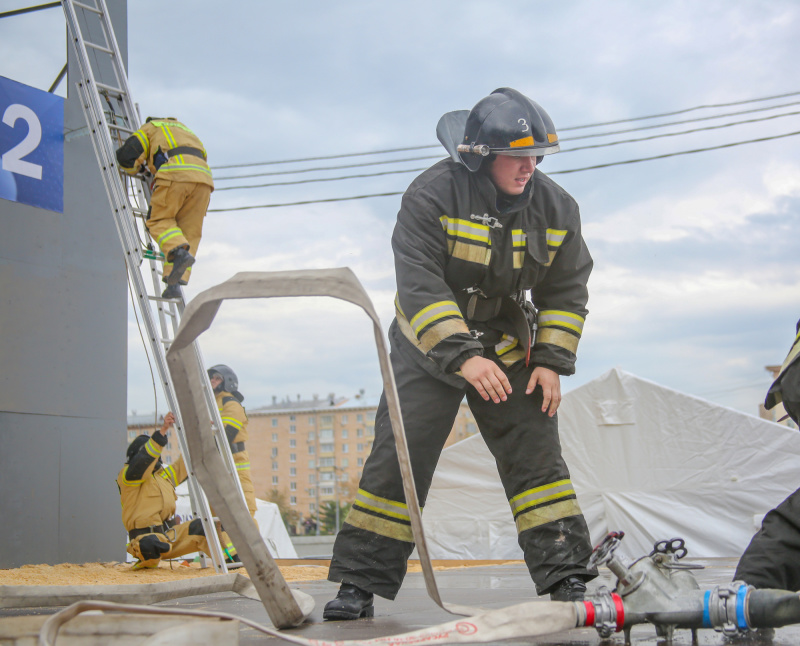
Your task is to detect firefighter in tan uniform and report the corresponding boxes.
[115,117,214,300]
[208,364,258,562]
[118,412,210,569]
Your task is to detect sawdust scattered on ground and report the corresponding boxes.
[0,560,521,587]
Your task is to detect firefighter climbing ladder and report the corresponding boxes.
[61,0,243,573]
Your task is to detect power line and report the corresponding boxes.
[565,100,800,142]
[214,109,800,186]
[549,130,800,175]
[559,89,800,131]
[210,90,800,171]
[206,129,800,211]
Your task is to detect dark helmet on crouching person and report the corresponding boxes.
[126,435,150,463]
[458,87,560,172]
[207,364,244,402]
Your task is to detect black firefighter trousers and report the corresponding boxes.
[328,329,597,600]
[735,486,800,591]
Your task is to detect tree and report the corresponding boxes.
[264,488,301,532]
[320,500,351,534]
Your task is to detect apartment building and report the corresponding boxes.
[126,392,478,527]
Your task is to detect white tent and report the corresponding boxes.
[421,368,800,560]
[174,482,298,558]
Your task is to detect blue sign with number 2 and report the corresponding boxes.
[0,75,64,213]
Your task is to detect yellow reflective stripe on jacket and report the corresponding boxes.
[509,479,575,516]
[495,334,519,357]
[409,300,462,336]
[144,439,163,459]
[546,228,567,248]
[150,121,211,176]
[159,464,178,487]
[439,216,492,265]
[221,416,243,430]
[538,310,585,335]
[133,130,150,158]
[120,471,144,487]
[159,164,213,177]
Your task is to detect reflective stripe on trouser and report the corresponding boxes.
[145,181,211,284]
[126,520,210,567]
[327,324,596,599]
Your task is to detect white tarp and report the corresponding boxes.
[421,368,800,560]
[174,482,298,558]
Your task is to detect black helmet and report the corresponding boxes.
[126,434,150,463]
[207,364,244,402]
[458,87,560,172]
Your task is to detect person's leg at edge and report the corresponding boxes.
[468,355,597,601]
[325,343,465,618]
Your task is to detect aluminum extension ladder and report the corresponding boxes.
[61,0,244,573]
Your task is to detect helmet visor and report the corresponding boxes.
[493,143,561,157]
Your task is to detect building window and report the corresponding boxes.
[357,428,364,437]
[320,443,334,453]
[308,460,315,469]
[320,415,333,426]
[357,443,363,452]
[308,445,315,455]
[290,496,296,505]
[290,425,296,434]
[290,453,297,462]
[271,418,278,427]
[309,474,316,483]
[272,433,278,442]
[321,486,334,495]
[290,467,296,476]
[341,429,348,439]
[320,428,334,440]
[342,444,349,453]
[367,427,374,437]
[272,461,279,470]
[357,458,364,466]
[320,458,335,468]
[309,502,316,513]
[272,476,278,485]
[308,416,315,425]
[357,414,363,422]
[290,415,296,421]
[308,431,315,441]
[271,447,278,458]
[290,482,297,491]
[341,414,348,424]
[290,439,296,448]
[341,458,349,467]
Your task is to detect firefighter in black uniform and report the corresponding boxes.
[324,88,597,620]
[734,319,800,591]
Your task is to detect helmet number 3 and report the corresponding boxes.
[518,118,529,132]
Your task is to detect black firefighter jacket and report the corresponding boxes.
[391,158,593,378]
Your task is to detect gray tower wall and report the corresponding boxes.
[0,1,128,567]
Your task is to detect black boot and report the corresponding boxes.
[323,583,374,620]
[166,246,195,285]
[161,283,182,300]
[548,575,587,602]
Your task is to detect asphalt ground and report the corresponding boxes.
[2,558,798,645]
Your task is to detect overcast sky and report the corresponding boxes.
[3,0,799,418]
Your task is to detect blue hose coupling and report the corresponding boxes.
[703,582,751,636]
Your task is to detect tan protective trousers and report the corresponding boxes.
[126,520,210,569]
[145,181,212,284]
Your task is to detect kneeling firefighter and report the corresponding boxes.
[118,412,210,569]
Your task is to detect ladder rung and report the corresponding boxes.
[95,80,124,95]
[85,41,114,55]
[73,0,102,14]
[109,123,135,134]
